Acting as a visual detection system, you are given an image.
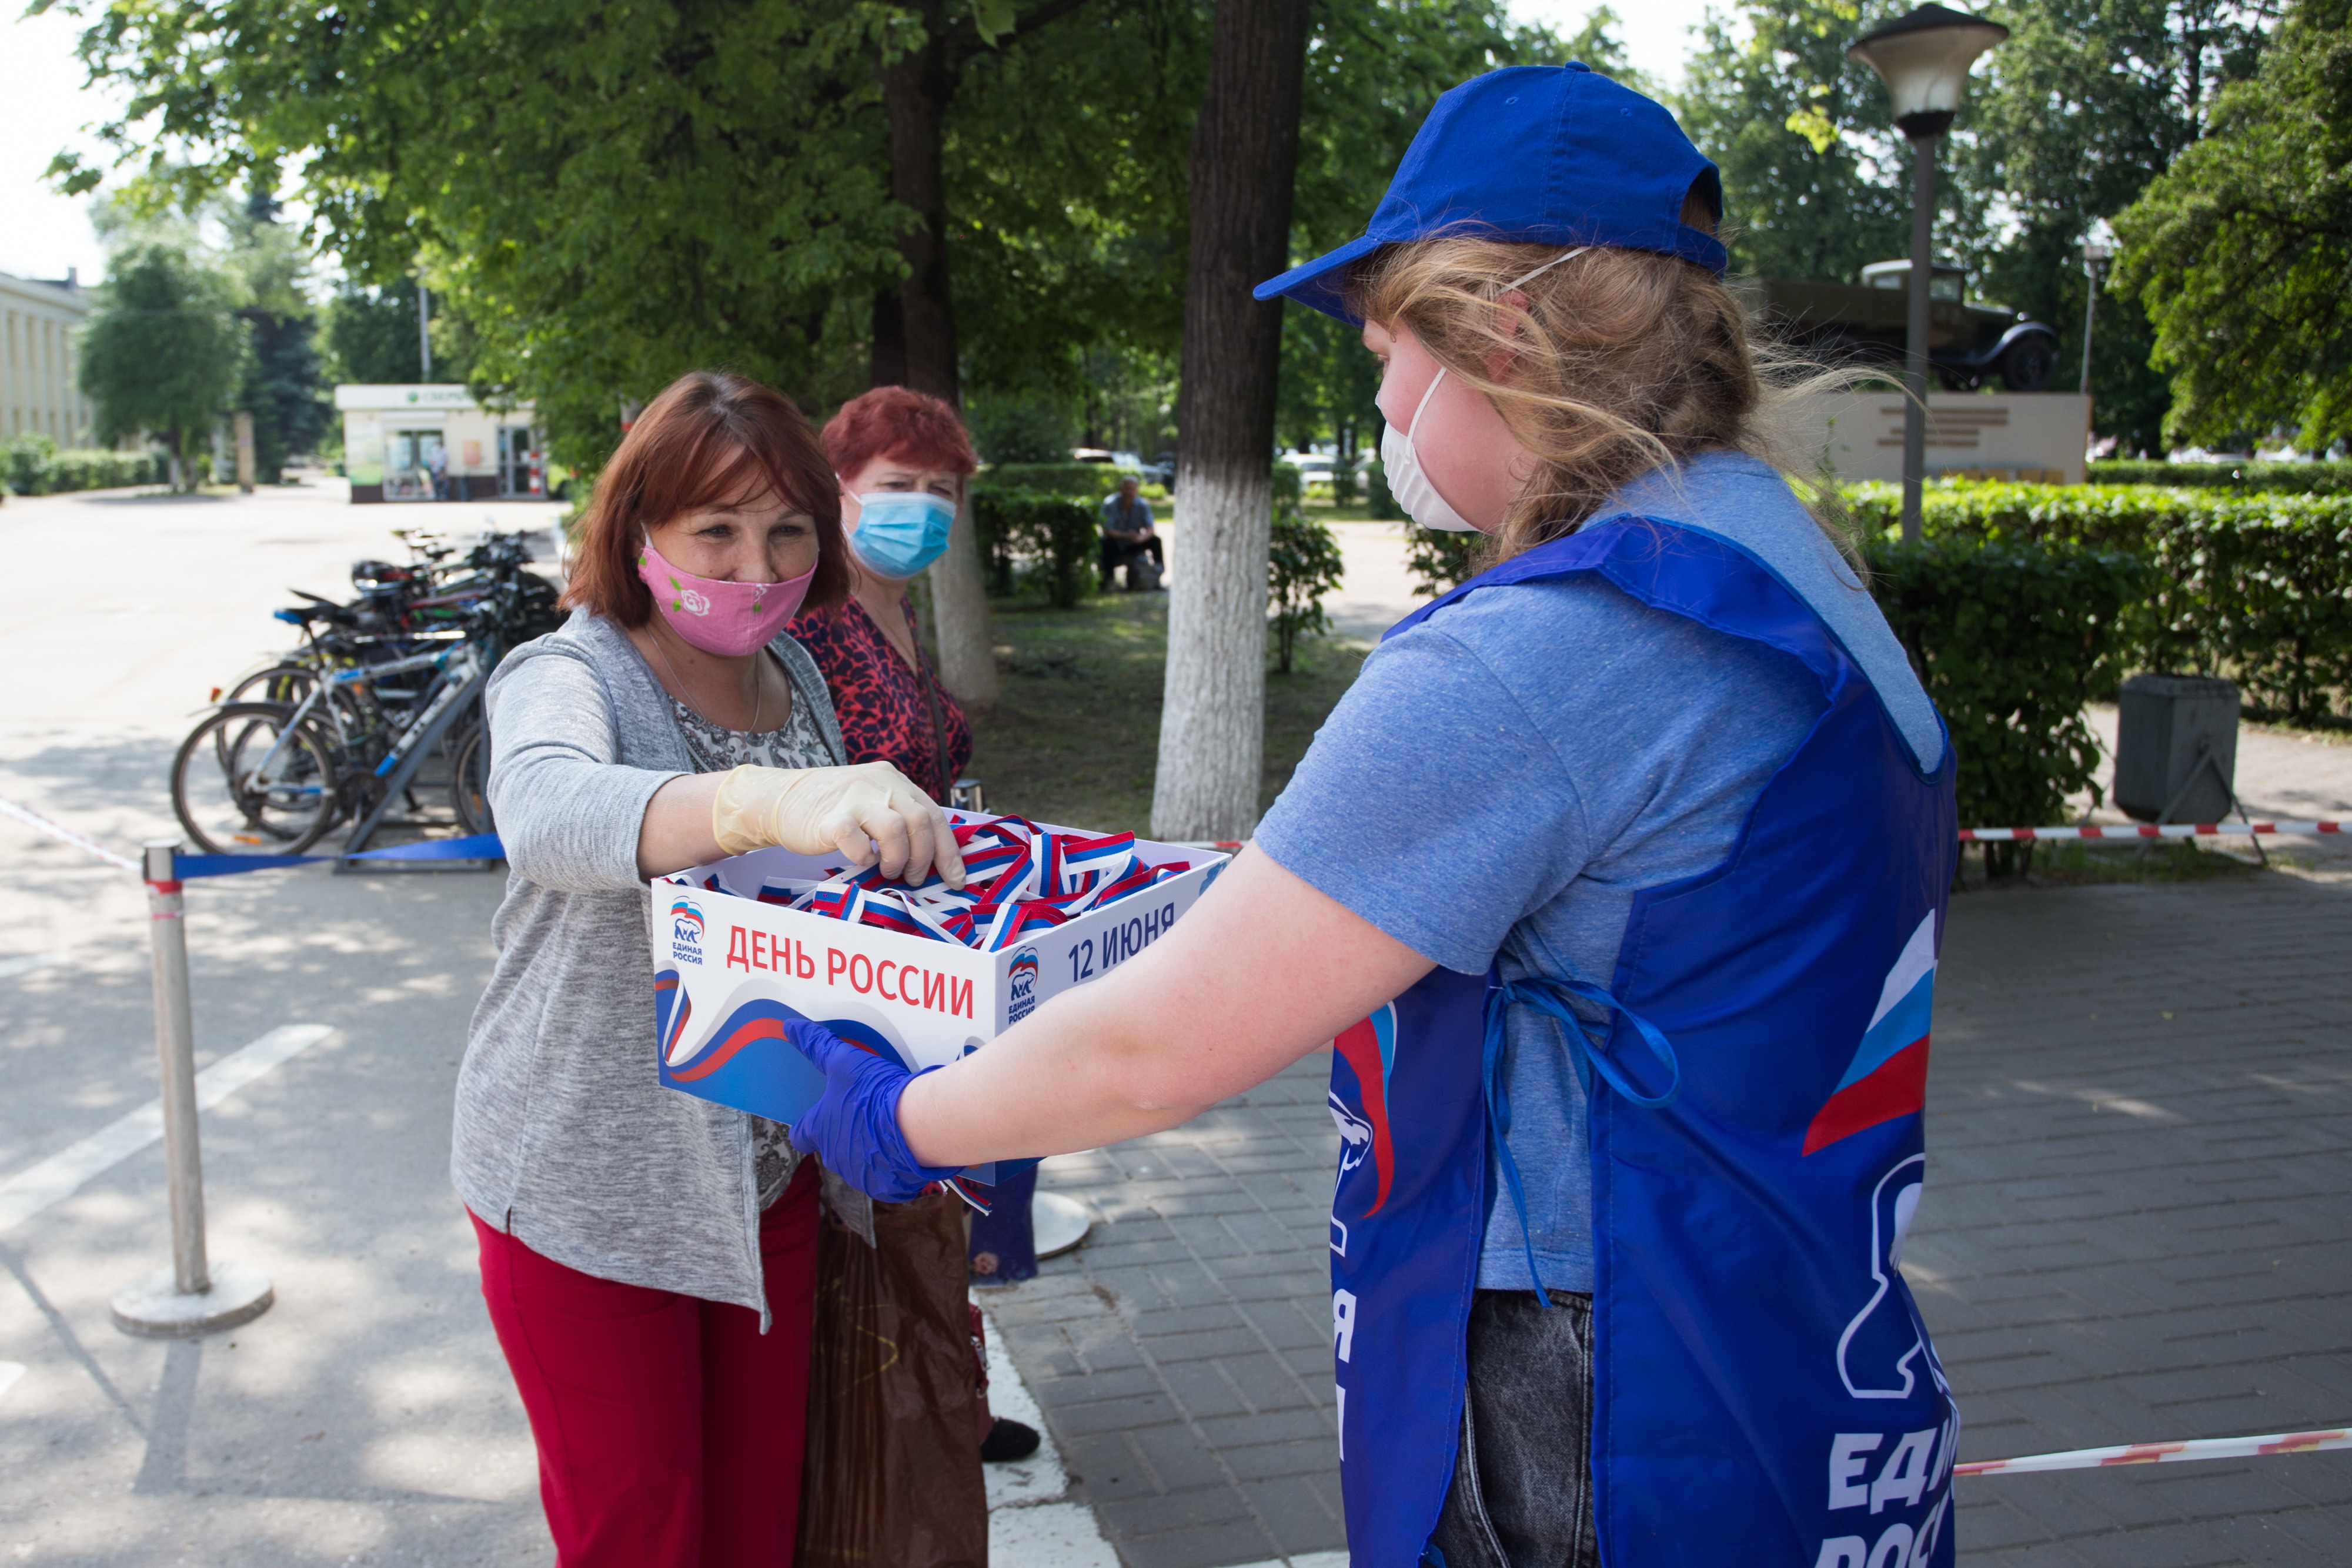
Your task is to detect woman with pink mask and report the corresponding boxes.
[450,371,964,1566]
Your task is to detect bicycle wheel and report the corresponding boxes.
[223,662,319,708]
[172,702,341,855]
[450,720,495,837]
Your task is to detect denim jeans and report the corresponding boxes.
[1426,1289,1598,1568]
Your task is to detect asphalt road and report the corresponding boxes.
[1,480,565,1565]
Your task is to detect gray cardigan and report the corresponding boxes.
[451,608,845,1318]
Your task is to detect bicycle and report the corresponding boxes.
[175,528,558,856]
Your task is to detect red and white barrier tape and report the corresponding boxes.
[1962,820,2342,842]
[1956,1426,2350,1477]
[0,796,139,871]
[1179,824,2345,851]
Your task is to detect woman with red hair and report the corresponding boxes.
[789,385,978,803]
[790,385,1045,1467]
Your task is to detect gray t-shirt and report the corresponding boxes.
[1254,452,1942,1293]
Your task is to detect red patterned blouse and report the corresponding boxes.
[787,594,974,805]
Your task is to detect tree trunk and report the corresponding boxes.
[876,1,999,709]
[1150,0,1312,841]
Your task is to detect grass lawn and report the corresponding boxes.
[961,591,1367,835]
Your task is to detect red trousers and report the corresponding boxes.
[472,1160,820,1567]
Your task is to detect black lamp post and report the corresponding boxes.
[2079,224,2113,397]
[1848,4,2007,541]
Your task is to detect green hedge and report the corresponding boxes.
[4,434,166,496]
[1847,481,2352,721]
[1869,536,2147,874]
[980,462,1158,499]
[973,487,1098,608]
[2089,459,2352,495]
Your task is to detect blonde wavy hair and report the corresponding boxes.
[1348,200,1859,571]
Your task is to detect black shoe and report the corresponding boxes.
[981,1416,1042,1463]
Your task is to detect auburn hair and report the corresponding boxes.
[822,385,978,484]
[562,372,850,628]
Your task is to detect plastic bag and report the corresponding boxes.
[799,1186,987,1568]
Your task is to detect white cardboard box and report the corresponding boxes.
[650,816,1227,1126]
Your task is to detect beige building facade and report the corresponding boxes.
[1,270,95,445]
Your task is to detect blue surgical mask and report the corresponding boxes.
[848,491,957,579]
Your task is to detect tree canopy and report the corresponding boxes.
[1960,0,2271,452]
[1677,0,2278,452]
[2115,0,2351,446]
[79,240,245,484]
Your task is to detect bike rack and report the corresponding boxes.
[333,668,500,873]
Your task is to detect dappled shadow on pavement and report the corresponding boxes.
[1916,872,2352,1564]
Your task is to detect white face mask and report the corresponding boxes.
[1378,246,1591,534]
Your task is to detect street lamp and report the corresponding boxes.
[1849,4,2008,541]
[2079,220,2114,397]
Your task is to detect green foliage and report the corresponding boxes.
[966,385,1081,465]
[1676,1,1918,286]
[1684,1,2271,454]
[323,285,433,386]
[2089,459,2352,494]
[981,463,1130,497]
[229,190,330,479]
[2,434,168,495]
[1365,459,1399,520]
[1267,505,1345,673]
[62,0,908,467]
[1958,2,2270,455]
[1867,534,2147,874]
[1402,525,1488,598]
[944,9,1204,407]
[1277,297,1381,462]
[2113,0,2352,449]
[2,433,58,496]
[1848,480,2352,721]
[1275,2,1564,462]
[78,242,245,485]
[973,487,1098,608]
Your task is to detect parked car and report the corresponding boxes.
[1755,261,2060,392]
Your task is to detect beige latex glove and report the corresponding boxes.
[711,762,967,888]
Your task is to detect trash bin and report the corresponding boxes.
[2114,674,2241,824]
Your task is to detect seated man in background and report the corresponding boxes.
[1098,475,1165,591]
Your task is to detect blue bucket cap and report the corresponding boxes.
[1254,64,1727,323]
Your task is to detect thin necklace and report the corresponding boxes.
[649,620,763,733]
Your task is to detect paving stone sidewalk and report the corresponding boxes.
[990,868,2352,1567]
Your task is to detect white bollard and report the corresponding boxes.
[110,841,274,1338]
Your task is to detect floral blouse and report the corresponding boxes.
[787,596,974,804]
[669,658,834,1210]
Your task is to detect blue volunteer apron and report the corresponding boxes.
[1327,516,1959,1568]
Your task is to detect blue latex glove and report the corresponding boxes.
[784,1019,964,1202]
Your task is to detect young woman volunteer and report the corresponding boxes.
[781,67,1963,1568]
[451,370,960,1566]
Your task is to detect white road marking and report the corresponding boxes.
[980,1305,1118,1567]
[0,1024,334,1232]
[0,954,64,981]
[989,1502,1122,1568]
[0,1362,22,1402]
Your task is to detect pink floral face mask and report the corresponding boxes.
[636,534,817,657]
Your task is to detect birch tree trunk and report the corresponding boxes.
[1151,0,1312,841]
